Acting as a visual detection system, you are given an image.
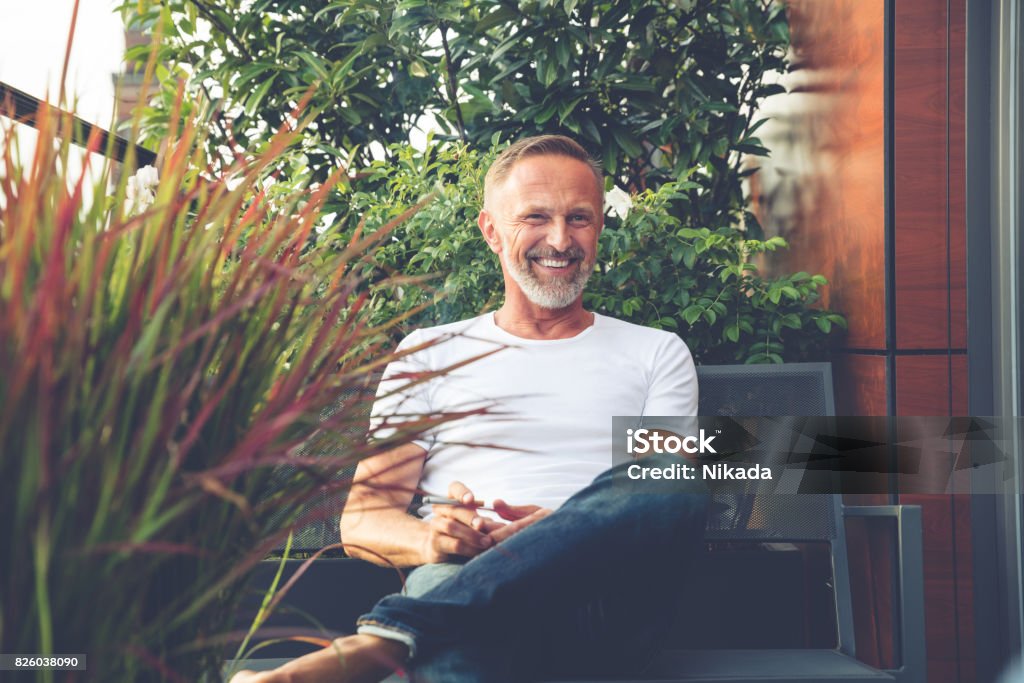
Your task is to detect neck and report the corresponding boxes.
[493,292,594,340]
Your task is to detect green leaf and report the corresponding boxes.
[409,61,429,78]
[489,58,530,85]
[333,50,362,83]
[781,313,802,329]
[535,101,559,124]
[555,40,571,68]
[476,5,518,32]
[542,59,559,87]
[581,117,601,143]
[295,52,330,82]
[611,128,643,157]
[683,305,702,325]
[244,76,276,117]
[735,143,771,156]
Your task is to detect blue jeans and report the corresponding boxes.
[356,455,709,682]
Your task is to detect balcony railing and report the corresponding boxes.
[0,80,157,166]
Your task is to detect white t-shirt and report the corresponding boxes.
[370,312,697,517]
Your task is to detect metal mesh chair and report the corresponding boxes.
[554,363,925,683]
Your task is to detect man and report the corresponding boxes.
[233,135,707,683]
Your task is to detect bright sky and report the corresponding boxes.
[0,1,125,189]
[0,0,125,127]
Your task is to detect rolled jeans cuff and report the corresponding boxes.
[356,619,418,659]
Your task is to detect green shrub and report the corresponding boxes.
[123,0,845,364]
[333,142,845,364]
[124,0,789,227]
[590,181,846,364]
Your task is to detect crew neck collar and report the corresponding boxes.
[485,311,600,345]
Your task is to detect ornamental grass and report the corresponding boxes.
[0,84,461,681]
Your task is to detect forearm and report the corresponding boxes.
[340,443,430,567]
[340,497,430,568]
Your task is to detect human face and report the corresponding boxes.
[479,155,604,310]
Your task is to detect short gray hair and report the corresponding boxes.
[483,135,603,206]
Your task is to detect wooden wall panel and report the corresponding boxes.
[895,356,958,495]
[954,494,976,682]
[894,0,950,350]
[949,0,968,350]
[894,0,948,47]
[753,0,887,350]
[845,516,896,668]
[901,494,960,683]
[895,355,949,415]
[833,353,887,416]
[951,353,968,415]
[894,42,950,349]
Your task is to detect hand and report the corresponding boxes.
[487,499,552,544]
[421,481,506,564]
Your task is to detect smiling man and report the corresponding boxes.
[483,147,600,313]
[232,136,707,683]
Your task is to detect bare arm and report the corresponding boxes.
[340,443,501,567]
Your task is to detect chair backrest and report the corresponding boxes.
[695,362,856,655]
[697,362,838,542]
[267,385,372,552]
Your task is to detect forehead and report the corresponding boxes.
[495,155,603,207]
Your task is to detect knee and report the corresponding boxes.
[404,563,463,598]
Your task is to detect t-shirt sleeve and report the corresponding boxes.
[369,329,435,452]
[643,333,698,416]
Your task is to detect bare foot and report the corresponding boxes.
[230,634,407,683]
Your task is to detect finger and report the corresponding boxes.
[432,516,493,550]
[489,509,551,543]
[476,517,507,533]
[446,480,475,505]
[436,535,486,559]
[492,498,539,521]
[488,524,517,544]
[434,503,484,528]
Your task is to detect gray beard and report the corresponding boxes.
[507,256,593,310]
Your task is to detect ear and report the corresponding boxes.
[477,210,502,254]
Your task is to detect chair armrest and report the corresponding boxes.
[842,505,926,683]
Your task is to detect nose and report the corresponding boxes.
[545,217,573,252]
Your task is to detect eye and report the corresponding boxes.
[569,214,590,224]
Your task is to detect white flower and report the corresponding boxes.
[604,185,633,220]
[135,165,159,187]
[126,165,159,214]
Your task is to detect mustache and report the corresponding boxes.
[526,246,585,260]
